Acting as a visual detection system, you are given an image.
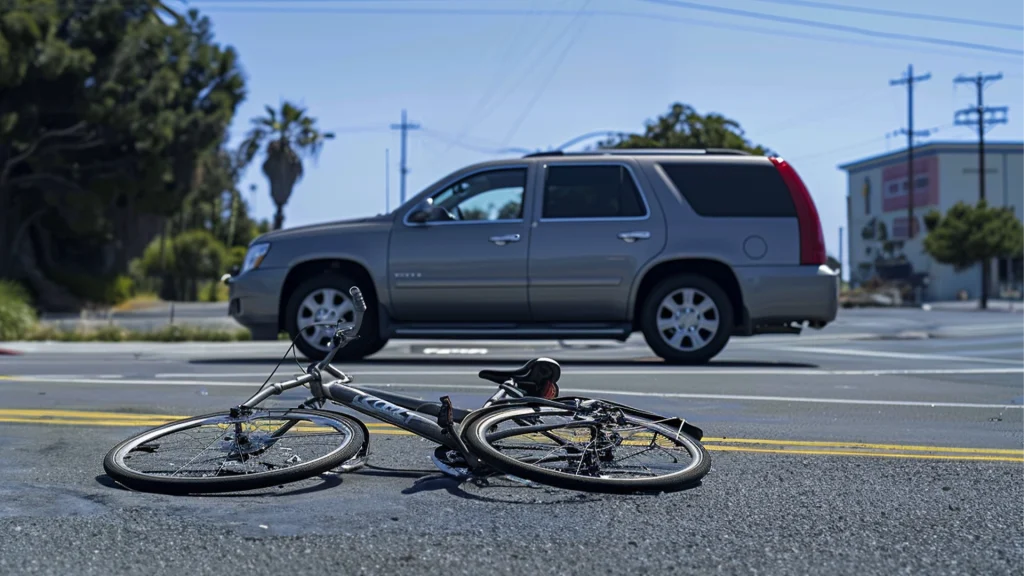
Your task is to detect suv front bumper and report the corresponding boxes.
[226,267,288,340]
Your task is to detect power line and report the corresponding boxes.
[637,0,1022,56]
[470,2,594,145]
[889,64,931,240]
[184,3,1023,60]
[743,0,1024,32]
[499,0,592,147]
[442,0,568,157]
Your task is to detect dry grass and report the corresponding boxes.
[110,292,163,313]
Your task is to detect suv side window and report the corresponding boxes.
[658,161,796,217]
[426,168,526,222]
[542,164,647,220]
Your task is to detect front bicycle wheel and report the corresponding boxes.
[462,402,710,494]
[103,408,365,495]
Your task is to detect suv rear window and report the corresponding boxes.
[658,161,796,217]
[542,165,647,219]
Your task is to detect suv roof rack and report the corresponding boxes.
[523,148,751,158]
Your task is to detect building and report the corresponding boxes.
[840,141,1023,301]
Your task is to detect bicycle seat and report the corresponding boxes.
[478,357,561,386]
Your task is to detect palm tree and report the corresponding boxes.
[238,102,334,230]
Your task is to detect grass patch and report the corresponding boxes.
[111,292,163,313]
[24,324,252,342]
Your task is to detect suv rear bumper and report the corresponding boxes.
[735,264,839,330]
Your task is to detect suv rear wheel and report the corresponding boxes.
[640,274,733,365]
[284,272,386,362]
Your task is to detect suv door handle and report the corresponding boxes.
[617,231,651,243]
[489,233,521,246]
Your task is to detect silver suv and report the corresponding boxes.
[226,149,839,364]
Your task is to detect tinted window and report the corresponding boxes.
[542,165,646,219]
[430,168,525,221]
[658,161,796,217]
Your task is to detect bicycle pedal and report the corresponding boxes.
[437,395,455,429]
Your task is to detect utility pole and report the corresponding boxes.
[390,109,420,205]
[890,64,931,240]
[953,72,1008,202]
[838,226,844,280]
[953,72,1008,309]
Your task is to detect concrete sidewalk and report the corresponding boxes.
[921,299,1022,312]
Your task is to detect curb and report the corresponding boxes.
[0,347,22,356]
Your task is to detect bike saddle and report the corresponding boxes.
[478,357,561,388]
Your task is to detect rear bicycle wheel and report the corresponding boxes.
[103,408,365,495]
[462,402,710,494]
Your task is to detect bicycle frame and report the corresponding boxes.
[233,362,510,454]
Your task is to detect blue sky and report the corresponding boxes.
[186,0,1023,273]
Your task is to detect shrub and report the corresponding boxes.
[0,280,37,341]
[134,230,230,301]
[49,271,137,306]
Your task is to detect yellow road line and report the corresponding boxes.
[707,445,1023,463]
[0,409,395,426]
[0,416,419,434]
[700,437,1022,456]
[0,408,1020,462]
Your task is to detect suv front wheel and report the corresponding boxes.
[284,272,387,362]
[639,274,734,365]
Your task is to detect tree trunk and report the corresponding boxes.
[273,204,285,230]
[0,182,11,279]
[14,227,82,312]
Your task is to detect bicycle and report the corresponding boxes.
[103,287,711,495]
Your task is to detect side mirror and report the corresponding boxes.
[407,199,446,224]
[407,204,431,224]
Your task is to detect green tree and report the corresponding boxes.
[238,102,334,230]
[174,144,262,248]
[0,1,245,309]
[602,103,771,154]
[923,200,1024,309]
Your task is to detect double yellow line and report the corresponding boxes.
[1,408,1020,463]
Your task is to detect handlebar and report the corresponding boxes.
[315,286,368,370]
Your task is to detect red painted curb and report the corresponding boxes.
[0,348,22,356]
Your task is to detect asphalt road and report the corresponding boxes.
[1,309,1022,575]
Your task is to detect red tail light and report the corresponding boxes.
[769,156,826,266]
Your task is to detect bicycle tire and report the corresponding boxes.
[103,408,365,495]
[462,404,710,494]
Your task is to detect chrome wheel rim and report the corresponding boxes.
[656,288,720,352]
[296,288,355,352]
